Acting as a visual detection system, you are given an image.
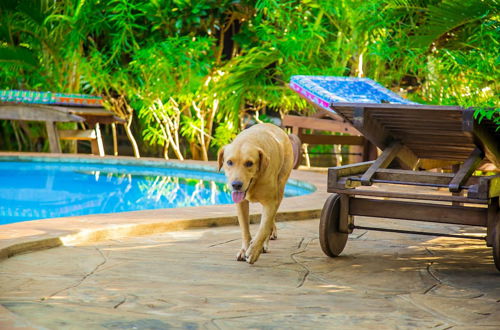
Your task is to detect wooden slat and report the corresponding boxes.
[413,152,472,161]
[328,160,478,189]
[352,107,390,147]
[384,123,464,131]
[360,141,402,185]
[373,168,455,186]
[374,112,463,118]
[410,147,473,154]
[59,129,97,141]
[352,107,418,169]
[409,146,476,154]
[55,105,116,117]
[448,148,484,192]
[403,140,476,155]
[375,113,464,120]
[390,130,472,138]
[328,161,375,189]
[79,114,125,125]
[0,104,85,122]
[410,147,476,156]
[299,134,364,145]
[417,157,470,163]
[328,187,488,204]
[349,198,488,226]
[314,108,347,122]
[392,131,465,139]
[376,114,463,120]
[408,146,474,157]
[282,115,360,135]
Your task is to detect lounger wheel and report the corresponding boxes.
[288,133,302,169]
[493,220,500,271]
[319,193,348,257]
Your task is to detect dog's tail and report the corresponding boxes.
[288,134,302,169]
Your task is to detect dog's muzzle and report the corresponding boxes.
[231,179,253,204]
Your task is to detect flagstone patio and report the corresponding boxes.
[0,163,499,329]
[1,217,499,329]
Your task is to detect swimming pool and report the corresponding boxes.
[0,156,315,224]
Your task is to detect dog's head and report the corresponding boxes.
[217,143,269,203]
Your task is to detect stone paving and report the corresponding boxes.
[1,218,499,329]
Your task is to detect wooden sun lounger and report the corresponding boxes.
[319,103,500,271]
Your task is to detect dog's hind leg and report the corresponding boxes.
[270,224,278,240]
[236,199,251,261]
[269,182,287,241]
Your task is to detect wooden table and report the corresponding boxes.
[0,102,124,155]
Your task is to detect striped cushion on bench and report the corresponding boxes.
[0,90,103,107]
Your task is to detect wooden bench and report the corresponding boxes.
[318,103,500,271]
[283,108,377,168]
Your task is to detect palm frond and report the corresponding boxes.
[0,45,38,69]
[413,0,499,48]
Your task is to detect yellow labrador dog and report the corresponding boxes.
[218,123,294,264]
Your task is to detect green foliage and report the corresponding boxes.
[0,0,498,157]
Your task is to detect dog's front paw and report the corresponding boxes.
[245,242,264,264]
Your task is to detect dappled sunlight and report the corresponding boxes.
[103,243,174,252]
[422,237,486,247]
[350,220,493,270]
[237,295,276,304]
[165,230,206,241]
[317,284,354,293]
[43,295,69,301]
[312,230,495,277]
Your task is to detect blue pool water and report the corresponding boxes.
[0,159,314,224]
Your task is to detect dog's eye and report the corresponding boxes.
[244,161,253,168]
[227,160,233,166]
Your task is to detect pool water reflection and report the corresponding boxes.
[0,160,313,224]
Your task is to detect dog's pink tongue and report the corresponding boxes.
[232,191,245,203]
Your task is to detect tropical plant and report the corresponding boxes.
[0,0,498,156]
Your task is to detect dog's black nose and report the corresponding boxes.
[231,181,243,191]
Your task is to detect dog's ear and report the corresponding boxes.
[258,148,270,172]
[217,146,225,171]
